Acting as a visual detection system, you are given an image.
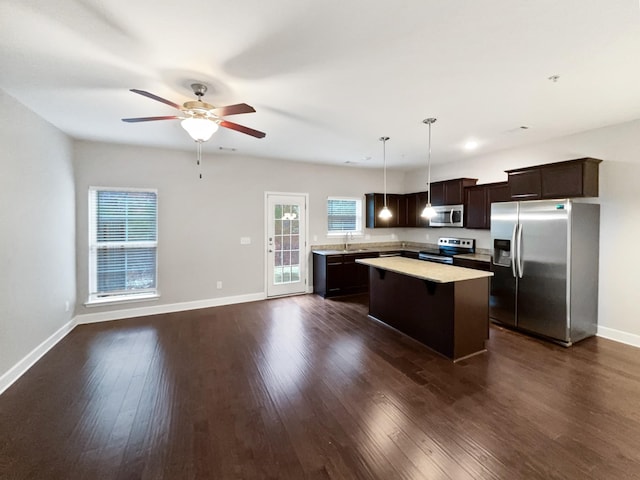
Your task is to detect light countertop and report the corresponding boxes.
[312,245,436,256]
[356,257,493,284]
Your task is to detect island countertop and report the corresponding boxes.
[356,256,493,284]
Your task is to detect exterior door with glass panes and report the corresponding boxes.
[266,193,307,297]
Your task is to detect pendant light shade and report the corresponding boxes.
[181,117,219,142]
[421,118,437,220]
[379,205,392,219]
[378,136,392,219]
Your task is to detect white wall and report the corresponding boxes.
[73,140,406,317]
[403,119,640,340]
[0,89,76,382]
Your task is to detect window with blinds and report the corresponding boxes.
[327,197,362,234]
[88,187,158,303]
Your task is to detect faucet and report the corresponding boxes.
[344,232,353,251]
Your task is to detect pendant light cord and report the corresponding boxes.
[427,123,431,204]
[383,138,387,206]
[422,118,436,204]
[380,136,390,207]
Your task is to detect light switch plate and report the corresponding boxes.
[240,237,251,245]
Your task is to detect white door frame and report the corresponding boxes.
[264,192,310,297]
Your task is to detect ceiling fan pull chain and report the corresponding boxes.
[197,140,203,179]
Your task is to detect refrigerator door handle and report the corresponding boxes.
[517,223,524,278]
[511,223,518,278]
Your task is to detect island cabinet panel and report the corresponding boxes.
[507,157,602,200]
[313,252,377,298]
[366,267,489,361]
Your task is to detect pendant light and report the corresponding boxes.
[421,118,437,219]
[378,136,392,220]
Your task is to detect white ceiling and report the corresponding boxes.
[1,0,639,169]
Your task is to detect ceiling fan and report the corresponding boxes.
[122,83,266,141]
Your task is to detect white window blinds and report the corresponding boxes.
[327,197,362,233]
[89,188,158,302]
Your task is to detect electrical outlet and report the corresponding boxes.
[240,237,251,245]
[64,300,70,312]
[216,281,222,289]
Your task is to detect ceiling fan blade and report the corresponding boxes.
[219,120,266,138]
[212,103,256,116]
[122,116,181,123]
[130,89,182,110]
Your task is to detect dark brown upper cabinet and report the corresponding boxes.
[405,191,430,228]
[365,193,407,228]
[430,178,478,206]
[464,182,510,230]
[506,158,602,200]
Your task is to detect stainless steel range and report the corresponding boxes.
[418,237,475,264]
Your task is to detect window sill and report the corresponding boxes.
[85,293,160,308]
[326,232,363,237]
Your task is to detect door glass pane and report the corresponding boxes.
[273,203,302,285]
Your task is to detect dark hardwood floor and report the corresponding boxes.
[1,294,640,479]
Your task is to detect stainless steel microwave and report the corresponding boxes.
[429,204,464,227]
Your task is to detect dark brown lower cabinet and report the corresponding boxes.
[313,252,378,298]
[452,257,491,271]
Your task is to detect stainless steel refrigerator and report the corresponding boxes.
[490,199,599,345]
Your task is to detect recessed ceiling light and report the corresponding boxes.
[464,140,479,151]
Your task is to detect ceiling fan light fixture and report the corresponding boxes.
[181,117,219,142]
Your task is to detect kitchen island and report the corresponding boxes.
[356,257,493,361]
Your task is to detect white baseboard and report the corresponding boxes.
[76,292,266,325]
[0,317,77,395]
[597,326,640,349]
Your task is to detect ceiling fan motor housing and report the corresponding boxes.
[191,83,208,98]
